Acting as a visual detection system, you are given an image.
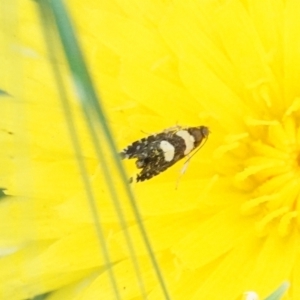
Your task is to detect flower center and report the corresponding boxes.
[232,116,300,236]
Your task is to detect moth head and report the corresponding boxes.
[189,126,210,147]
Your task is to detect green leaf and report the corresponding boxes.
[264,282,290,300]
[0,89,10,97]
[36,1,171,299]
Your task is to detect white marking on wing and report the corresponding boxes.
[176,130,195,155]
[159,140,175,162]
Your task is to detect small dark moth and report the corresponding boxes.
[120,125,209,182]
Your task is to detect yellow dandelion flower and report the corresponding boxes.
[1,0,300,299]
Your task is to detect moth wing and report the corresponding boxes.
[120,134,166,159]
[136,155,176,182]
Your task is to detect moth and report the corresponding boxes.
[120,125,209,182]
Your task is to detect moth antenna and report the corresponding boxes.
[183,135,209,165]
[175,154,190,189]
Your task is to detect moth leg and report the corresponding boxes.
[175,154,191,189]
[163,124,182,134]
